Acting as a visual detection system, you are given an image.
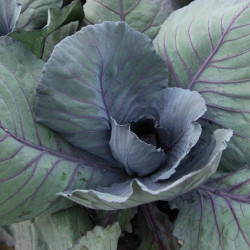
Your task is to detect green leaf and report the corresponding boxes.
[93,208,138,233]
[154,0,250,171]
[170,166,250,250]
[10,0,84,59]
[0,0,21,36]
[70,222,121,250]
[42,21,79,61]
[6,206,93,250]
[59,129,232,210]
[35,21,168,161]
[0,36,125,226]
[84,0,179,39]
[16,0,63,30]
[136,203,180,250]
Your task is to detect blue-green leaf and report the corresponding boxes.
[16,0,63,30]
[59,129,232,210]
[0,36,125,226]
[171,166,250,249]
[154,0,250,171]
[0,0,21,36]
[84,0,179,39]
[109,118,166,177]
[35,21,168,161]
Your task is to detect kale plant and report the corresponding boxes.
[0,0,249,249]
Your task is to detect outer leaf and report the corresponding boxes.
[154,0,250,171]
[84,0,179,39]
[137,203,180,250]
[0,37,125,226]
[109,118,167,177]
[135,211,158,250]
[0,0,21,36]
[10,0,84,59]
[16,0,63,30]
[6,206,93,250]
[35,21,168,161]
[69,222,121,250]
[59,129,232,210]
[42,21,79,62]
[170,166,250,250]
[93,208,137,233]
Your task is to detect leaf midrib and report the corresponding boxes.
[187,4,250,90]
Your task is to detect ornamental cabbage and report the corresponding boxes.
[34,21,232,210]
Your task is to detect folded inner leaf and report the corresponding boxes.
[109,118,167,177]
[36,21,168,161]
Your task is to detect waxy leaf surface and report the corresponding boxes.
[70,222,121,250]
[59,129,232,210]
[0,0,21,36]
[6,206,93,250]
[84,0,179,39]
[16,0,63,30]
[10,0,84,59]
[36,21,168,161]
[154,0,250,171]
[0,37,125,226]
[171,166,250,250]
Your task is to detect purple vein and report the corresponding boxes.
[0,145,24,163]
[201,117,250,140]
[95,0,120,16]
[0,75,25,139]
[114,63,157,120]
[224,32,250,43]
[51,88,106,111]
[206,103,250,113]
[124,0,142,16]
[210,48,250,63]
[175,25,193,81]
[87,30,110,117]
[199,89,250,99]
[0,158,65,220]
[141,0,161,33]
[208,167,247,182]
[0,97,17,135]
[208,15,214,50]
[188,5,250,89]
[108,48,150,113]
[36,163,82,216]
[207,64,250,70]
[207,192,224,249]
[196,190,204,250]
[0,125,122,173]
[39,107,108,121]
[119,0,125,21]
[188,17,203,65]
[162,30,182,87]
[220,13,225,35]
[0,152,44,182]
[4,1,10,32]
[226,178,250,193]
[199,185,250,203]
[3,65,42,146]
[63,65,100,92]
[0,155,41,206]
[103,24,126,93]
[230,22,250,31]
[225,197,250,247]
[197,78,250,84]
